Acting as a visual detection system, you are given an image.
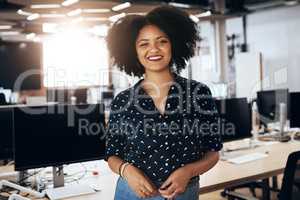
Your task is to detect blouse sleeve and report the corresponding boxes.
[104,94,127,161]
[194,84,223,152]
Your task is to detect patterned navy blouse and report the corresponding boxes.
[105,73,222,187]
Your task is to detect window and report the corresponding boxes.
[43,29,109,88]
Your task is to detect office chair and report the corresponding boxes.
[224,151,300,200]
[221,176,280,199]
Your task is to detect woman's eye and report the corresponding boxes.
[139,43,148,47]
[160,39,169,44]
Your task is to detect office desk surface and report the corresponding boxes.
[1,141,300,199]
[199,141,300,194]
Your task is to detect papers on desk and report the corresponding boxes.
[224,139,279,152]
[226,152,268,165]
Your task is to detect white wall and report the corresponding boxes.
[226,5,300,92]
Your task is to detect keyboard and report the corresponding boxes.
[227,153,268,164]
[45,184,96,200]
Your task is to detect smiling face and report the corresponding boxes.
[135,25,172,74]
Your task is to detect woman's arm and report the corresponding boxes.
[184,151,220,177]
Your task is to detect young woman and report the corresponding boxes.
[105,6,223,200]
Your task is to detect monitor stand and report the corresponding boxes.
[17,170,28,185]
[273,132,291,142]
[53,165,64,188]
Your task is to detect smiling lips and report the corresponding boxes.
[147,55,163,61]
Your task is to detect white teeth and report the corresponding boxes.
[148,56,162,61]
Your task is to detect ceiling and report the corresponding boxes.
[0,0,299,41]
[0,0,207,41]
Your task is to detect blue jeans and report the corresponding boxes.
[114,177,199,200]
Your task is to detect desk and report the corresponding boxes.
[200,141,300,194]
[1,141,300,199]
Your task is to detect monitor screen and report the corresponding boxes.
[215,98,252,142]
[290,92,300,128]
[256,89,289,124]
[0,107,13,160]
[0,41,42,91]
[13,104,106,171]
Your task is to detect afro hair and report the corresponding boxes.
[106,6,200,77]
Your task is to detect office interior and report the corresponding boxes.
[0,0,300,200]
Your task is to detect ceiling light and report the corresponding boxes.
[168,2,191,8]
[284,0,298,6]
[112,2,131,11]
[0,25,12,30]
[109,13,126,22]
[30,4,61,9]
[0,31,20,36]
[43,23,58,33]
[41,14,66,18]
[189,15,199,23]
[67,9,82,17]
[17,9,33,16]
[195,11,212,18]
[83,17,107,21]
[82,8,110,13]
[127,12,145,16]
[27,13,40,21]
[62,0,79,7]
[26,33,36,40]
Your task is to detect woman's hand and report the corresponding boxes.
[158,152,220,199]
[158,166,192,199]
[123,164,158,198]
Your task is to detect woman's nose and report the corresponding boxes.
[149,43,159,53]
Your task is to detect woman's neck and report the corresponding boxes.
[143,69,174,88]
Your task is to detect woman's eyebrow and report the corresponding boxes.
[137,39,149,43]
[156,36,168,40]
[137,36,168,43]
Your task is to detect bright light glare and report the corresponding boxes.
[43,29,109,88]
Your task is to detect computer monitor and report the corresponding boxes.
[13,104,106,171]
[290,92,300,128]
[0,41,42,91]
[73,89,87,104]
[0,107,13,160]
[256,89,289,125]
[215,98,252,142]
